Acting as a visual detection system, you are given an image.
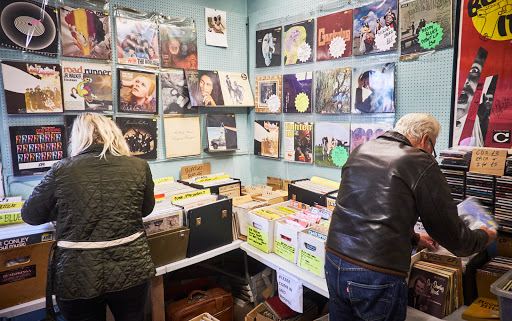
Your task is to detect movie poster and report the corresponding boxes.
[160,20,198,69]
[1,61,63,114]
[314,122,350,168]
[256,27,282,68]
[315,68,351,114]
[255,75,282,113]
[352,62,395,113]
[116,17,159,67]
[0,0,58,56]
[9,125,66,176]
[284,122,313,163]
[205,8,227,47]
[61,61,112,111]
[60,6,111,59]
[317,10,353,61]
[118,69,158,114]
[353,0,398,56]
[186,70,224,106]
[350,122,392,152]
[161,70,197,114]
[399,0,452,56]
[218,72,254,107]
[206,113,237,151]
[452,0,512,148]
[284,19,315,65]
[283,72,313,113]
[116,117,157,159]
[254,120,280,159]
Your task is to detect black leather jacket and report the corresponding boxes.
[326,131,488,273]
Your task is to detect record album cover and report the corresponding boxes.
[116,117,157,159]
[116,17,159,67]
[317,10,353,61]
[255,75,282,113]
[350,122,392,152]
[314,122,350,168]
[255,27,282,68]
[284,19,315,65]
[399,0,452,56]
[206,113,237,151]
[205,8,227,47]
[164,117,201,158]
[283,72,312,113]
[352,62,395,113]
[284,122,313,163]
[60,5,111,59]
[408,267,450,318]
[0,0,58,56]
[254,120,280,159]
[9,125,66,176]
[1,61,63,114]
[353,0,398,56]
[62,61,112,111]
[160,21,198,69]
[186,70,224,106]
[118,68,158,114]
[161,70,197,114]
[218,72,254,107]
[315,68,351,114]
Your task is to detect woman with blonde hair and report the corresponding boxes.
[21,113,155,321]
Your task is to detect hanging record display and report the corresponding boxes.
[0,0,58,56]
[116,117,157,159]
[161,69,197,114]
[116,17,159,67]
[352,62,395,113]
[283,19,315,65]
[255,27,282,68]
[315,68,351,114]
[160,20,198,69]
[118,68,158,114]
[218,71,254,107]
[317,10,353,61]
[283,72,312,113]
[1,61,63,114]
[186,70,224,106]
[60,5,111,59]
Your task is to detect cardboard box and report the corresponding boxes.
[298,231,326,278]
[274,221,304,263]
[476,270,501,300]
[0,241,53,309]
[189,312,220,321]
[497,235,512,258]
[245,301,318,321]
[247,212,285,253]
[232,195,267,237]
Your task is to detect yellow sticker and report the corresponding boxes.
[171,189,210,202]
[295,92,309,112]
[0,202,24,210]
[0,213,23,225]
[299,250,323,277]
[153,177,174,184]
[196,175,229,183]
[275,240,295,262]
[248,226,269,253]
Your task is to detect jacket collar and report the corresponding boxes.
[78,144,105,156]
[379,131,412,147]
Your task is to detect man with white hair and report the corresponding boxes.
[325,113,496,320]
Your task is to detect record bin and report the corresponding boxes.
[147,227,189,267]
[179,178,242,199]
[490,268,512,320]
[288,179,337,207]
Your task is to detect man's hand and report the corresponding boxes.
[478,226,497,246]
[418,233,438,250]
[203,93,216,106]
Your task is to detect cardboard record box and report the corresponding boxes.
[288,179,337,207]
[147,227,189,267]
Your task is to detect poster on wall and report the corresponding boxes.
[116,17,159,67]
[118,68,158,114]
[350,123,392,152]
[60,5,111,59]
[205,8,227,47]
[62,61,112,111]
[1,61,63,114]
[206,113,237,151]
[161,69,197,114]
[186,70,224,106]
[314,122,350,168]
[0,0,58,56]
[9,125,66,176]
[255,27,282,68]
[116,117,157,159]
[255,75,282,113]
[399,0,452,56]
[351,62,395,113]
[218,72,254,107]
[160,19,198,69]
[283,72,312,113]
[283,19,315,65]
[254,120,280,159]
[451,0,512,148]
[315,68,351,114]
[353,0,398,56]
[317,10,353,61]
[284,122,313,163]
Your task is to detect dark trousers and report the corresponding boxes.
[56,281,149,321]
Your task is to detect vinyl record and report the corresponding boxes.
[0,1,57,53]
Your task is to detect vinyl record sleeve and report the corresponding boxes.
[351,62,395,113]
[315,68,351,114]
[0,0,58,56]
[283,122,313,163]
[160,23,198,69]
[1,61,63,114]
[255,75,282,113]
[254,120,280,159]
[164,117,201,158]
[118,68,158,114]
[161,69,197,114]
[350,122,392,152]
[314,122,350,168]
[9,125,66,176]
[186,70,224,106]
[61,61,112,111]
[255,27,282,68]
[116,17,159,67]
[284,19,315,65]
[283,72,312,113]
[206,113,237,150]
[60,5,111,59]
[317,10,353,61]
[116,117,157,159]
[218,71,254,107]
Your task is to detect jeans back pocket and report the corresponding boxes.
[348,281,394,321]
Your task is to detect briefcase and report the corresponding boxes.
[147,227,189,267]
[165,287,233,321]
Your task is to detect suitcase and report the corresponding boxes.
[165,287,233,321]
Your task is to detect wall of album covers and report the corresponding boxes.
[248,0,456,185]
[0,0,251,198]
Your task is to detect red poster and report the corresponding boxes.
[316,10,353,61]
[452,0,512,148]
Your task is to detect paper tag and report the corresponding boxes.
[277,269,303,313]
[331,146,349,167]
[326,198,336,211]
[196,174,230,183]
[181,163,211,180]
[153,177,174,184]
[374,26,396,52]
[299,250,323,277]
[418,22,443,50]
[267,94,280,113]
[248,226,269,253]
[0,202,24,211]
[295,93,309,112]
[469,148,507,176]
[0,213,23,225]
[233,195,253,206]
[275,239,295,262]
[297,43,312,62]
[245,186,260,194]
[171,189,211,202]
[329,36,346,58]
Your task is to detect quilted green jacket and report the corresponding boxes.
[21,144,156,300]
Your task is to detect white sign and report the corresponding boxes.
[277,269,303,313]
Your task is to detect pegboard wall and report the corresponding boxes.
[0,0,250,198]
[248,0,455,185]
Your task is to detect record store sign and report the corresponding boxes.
[277,269,303,313]
[469,148,507,176]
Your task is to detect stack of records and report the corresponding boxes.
[439,147,472,170]
[495,176,512,229]
[465,173,495,213]
[154,180,198,199]
[506,156,512,176]
[0,222,55,250]
[477,256,512,277]
[440,168,466,203]
[290,180,337,195]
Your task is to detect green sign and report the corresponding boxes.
[248,226,269,253]
[275,240,295,262]
[299,250,323,277]
[418,22,443,50]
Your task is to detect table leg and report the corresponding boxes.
[151,275,165,321]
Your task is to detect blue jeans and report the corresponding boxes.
[325,251,408,321]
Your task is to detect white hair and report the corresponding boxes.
[394,113,441,144]
[70,113,131,159]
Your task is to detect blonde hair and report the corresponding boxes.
[394,113,442,144]
[70,113,131,158]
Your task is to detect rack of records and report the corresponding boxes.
[495,176,512,231]
[465,173,495,214]
[440,167,466,203]
[288,178,339,207]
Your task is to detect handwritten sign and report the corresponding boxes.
[196,174,229,183]
[181,163,211,180]
[267,176,282,190]
[275,240,295,262]
[233,195,253,206]
[299,250,323,277]
[171,189,210,203]
[153,177,174,184]
[277,269,303,313]
[469,148,507,176]
[418,22,443,50]
[247,226,269,253]
[0,202,24,211]
[0,213,23,225]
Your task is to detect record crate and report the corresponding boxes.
[179,178,242,199]
[490,269,512,320]
[288,179,337,207]
[147,226,189,267]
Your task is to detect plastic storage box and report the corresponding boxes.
[490,268,512,320]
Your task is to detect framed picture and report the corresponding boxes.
[255,75,282,113]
